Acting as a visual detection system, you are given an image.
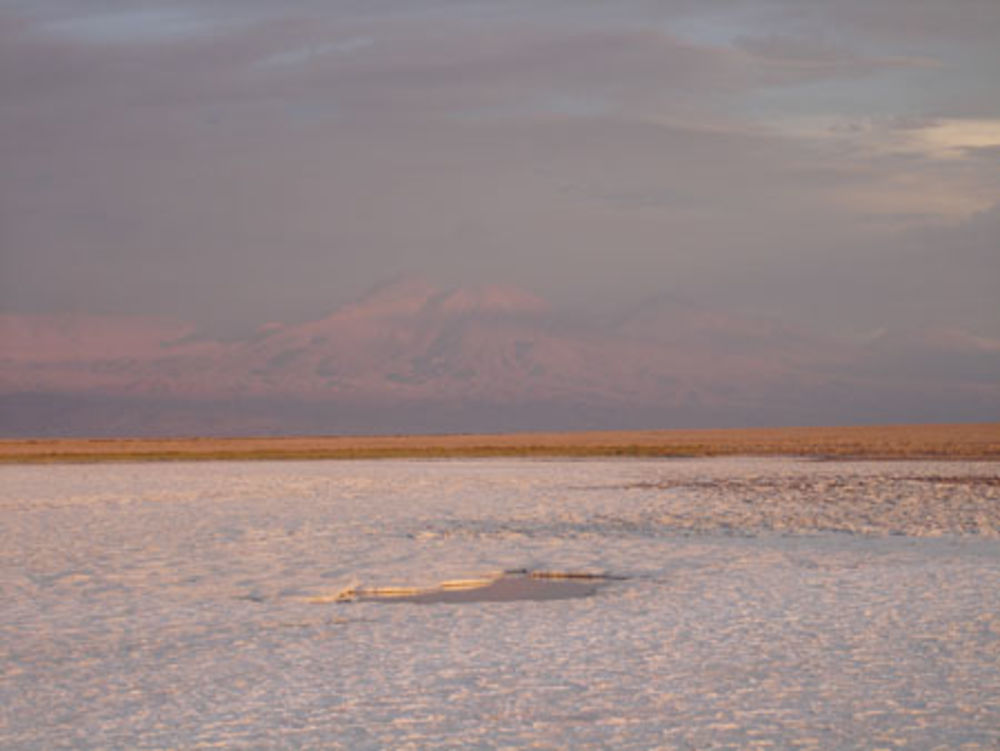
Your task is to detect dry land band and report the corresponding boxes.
[1,422,998,463]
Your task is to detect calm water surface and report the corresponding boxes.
[2,458,999,749]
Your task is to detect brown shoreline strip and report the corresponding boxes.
[1,423,998,464]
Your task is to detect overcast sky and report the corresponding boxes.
[2,0,998,337]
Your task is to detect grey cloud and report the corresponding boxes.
[960,144,1000,161]
[734,33,941,86]
[883,115,943,131]
[1,0,998,346]
[813,0,1000,44]
[2,9,731,126]
[732,203,1000,337]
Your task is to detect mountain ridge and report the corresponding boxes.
[2,278,997,435]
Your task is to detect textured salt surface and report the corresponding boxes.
[2,458,999,749]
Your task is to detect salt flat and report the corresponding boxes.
[2,458,998,749]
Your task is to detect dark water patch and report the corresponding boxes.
[340,571,620,604]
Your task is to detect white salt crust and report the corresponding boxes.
[1,458,998,749]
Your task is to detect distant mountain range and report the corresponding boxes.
[2,276,998,436]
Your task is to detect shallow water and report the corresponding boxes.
[2,458,999,749]
[344,572,610,604]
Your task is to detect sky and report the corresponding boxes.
[2,0,999,339]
